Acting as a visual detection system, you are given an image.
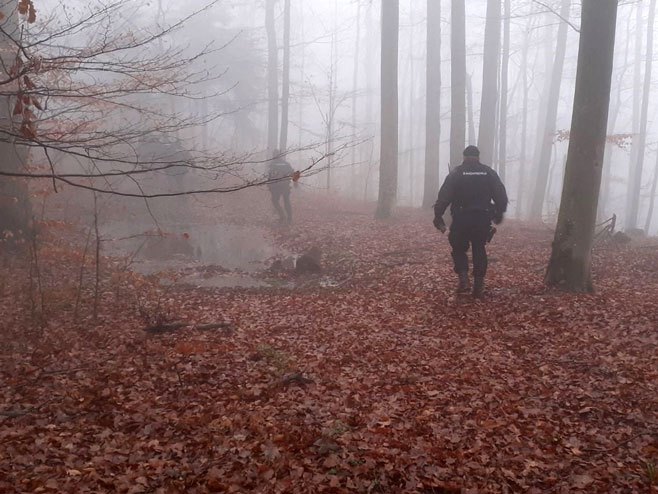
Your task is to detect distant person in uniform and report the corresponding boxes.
[267,149,295,224]
[433,145,508,298]
[162,138,192,193]
[138,135,191,193]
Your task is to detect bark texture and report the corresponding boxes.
[375,0,399,219]
[422,0,441,208]
[546,0,618,292]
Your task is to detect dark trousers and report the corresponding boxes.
[448,213,490,278]
[270,189,292,222]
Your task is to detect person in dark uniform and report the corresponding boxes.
[433,145,508,298]
[267,149,295,224]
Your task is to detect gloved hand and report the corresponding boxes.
[433,216,447,233]
[493,211,504,225]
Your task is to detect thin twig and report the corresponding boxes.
[532,0,580,33]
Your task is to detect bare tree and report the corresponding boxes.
[422,0,441,208]
[0,0,333,233]
[466,73,476,147]
[279,0,291,151]
[0,2,30,235]
[497,0,511,183]
[530,0,571,220]
[477,0,501,165]
[266,0,279,153]
[375,0,398,219]
[546,0,618,292]
[406,0,416,206]
[626,0,655,230]
[599,8,633,221]
[450,0,466,169]
[326,0,339,190]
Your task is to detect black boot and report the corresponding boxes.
[456,272,470,294]
[473,276,485,299]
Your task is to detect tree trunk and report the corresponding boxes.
[599,9,633,221]
[466,73,476,146]
[422,0,441,208]
[279,0,291,151]
[545,0,618,292]
[477,0,501,165]
[516,16,533,219]
[526,12,556,217]
[363,2,377,201]
[297,2,305,148]
[326,0,338,191]
[644,149,658,233]
[627,0,655,230]
[406,0,415,206]
[645,2,658,233]
[351,1,361,194]
[497,0,510,184]
[530,0,571,220]
[265,0,279,153]
[450,0,466,169]
[0,5,31,238]
[375,0,399,219]
[625,1,644,229]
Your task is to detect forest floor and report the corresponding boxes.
[1,191,657,493]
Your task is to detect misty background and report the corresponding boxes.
[14,0,657,234]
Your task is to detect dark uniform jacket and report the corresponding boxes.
[434,160,508,227]
[268,160,294,193]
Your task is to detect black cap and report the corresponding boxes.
[463,145,480,157]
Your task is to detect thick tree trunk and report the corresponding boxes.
[625,1,644,229]
[626,0,655,230]
[279,0,291,151]
[477,0,501,165]
[0,5,31,238]
[265,0,279,153]
[526,14,556,217]
[450,0,466,169]
[422,0,441,208]
[375,0,399,219]
[498,0,510,184]
[545,0,618,292]
[530,0,571,220]
[363,2,377,201]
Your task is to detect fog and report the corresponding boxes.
[3,3,658,491]
[1,0,656,245]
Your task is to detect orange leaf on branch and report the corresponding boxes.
[23,75,36,90]
[9,57,23,77]
[292,171,301,183]
[13,99,24,116]
[18,0,29,14]
[20,121,36,139]
[17,0,37,22]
